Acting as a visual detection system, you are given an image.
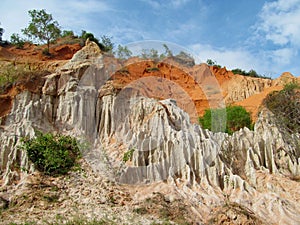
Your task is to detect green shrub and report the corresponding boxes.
[10,33,25,49]
[61,30,75,38]
[80,30,105,50]
[100,35,114,53]
[123,149,135,162]
[116,44,132,60]
[199,106,252,134]
[263,82,300,133]
[20,131,81,176]
[231,68,270,79]
[145,67,160,72]
[206,59,221,68]
[0,64,50,94]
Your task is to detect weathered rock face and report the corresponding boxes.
[0,42,300,224]
[222,75,273,103]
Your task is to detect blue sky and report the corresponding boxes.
[1,0,300,78]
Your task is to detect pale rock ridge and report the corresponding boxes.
[0,42,300,223]
[223,75,273,103]
[92,85,300,223]
[273,72,299,86]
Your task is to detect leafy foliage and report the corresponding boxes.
[263,82,300,133]
[22,9,61,52]
[122,149,135,162]
[206,59,270,79]
[20,131,81,176]
[80,30,102,47]
[0,63,50,94]
[199,106,252,134]
[10,33,26,49]
[145,67,160,72]
[206,59,221,68]
[231,68,270,79]
[100,35,114,53]
[61,30,75,38]
[116,44,132,60]
[140,48,162,62]
[162,44,173,57]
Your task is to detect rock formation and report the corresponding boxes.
[0,42,300,224]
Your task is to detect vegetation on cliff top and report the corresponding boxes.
[22,9,61,54]
[206,59,271,79]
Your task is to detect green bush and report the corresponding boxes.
[116,44,132,60]
[100,35,114,53]
[10,33,25,49]
[206,59,221,68]
[20,131,81,176]
[0,64,50,94]
[61,30,75,38]
[123,149,135,162]
[231,68,270,79]
[263,82,300,133]
[80,30,105,50]
[145,67,160,72]
[199,106,252,134]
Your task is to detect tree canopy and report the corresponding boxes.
[22,9,61,53]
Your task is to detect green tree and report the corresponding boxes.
[140,48,161,61]
[199,106,252,134]
[22,9,61,53]
[248,69,259,77]
[80,30,105,49]
[150,48,159,61]
[163,44,173,57]
[101,35,114,52]
[206,59,216,66]
[10,33,25,49]
[206,59,221,68]
[116,44,132,60]
[61,30,75,38]
[231,68,245,75]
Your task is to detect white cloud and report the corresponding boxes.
[190,44,261,71]
[269,48,296,65]
[256,0,300,47]
[190,43,300,78]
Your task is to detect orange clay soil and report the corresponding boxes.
[1,40,294,123]
[0,39,83,118]
[0,38,82,62]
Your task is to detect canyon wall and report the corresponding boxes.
[0,42,299,223]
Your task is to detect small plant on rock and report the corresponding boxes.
[122,149,135,162]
